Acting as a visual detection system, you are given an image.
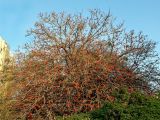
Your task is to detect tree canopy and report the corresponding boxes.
[1,10,160,119]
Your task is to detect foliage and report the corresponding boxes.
[56,113,91,120]
[90,89,160,120]
[0,59,17,120]
[0,98,17,120]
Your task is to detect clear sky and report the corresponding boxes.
[0,0,160,53]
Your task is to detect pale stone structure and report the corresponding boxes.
[0,36,10,98]
[0,36,10,70]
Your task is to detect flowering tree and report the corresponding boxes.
[11,10,160,119]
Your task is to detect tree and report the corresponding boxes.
[11,10,160,119]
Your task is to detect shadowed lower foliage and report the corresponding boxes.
[90,89,160,120]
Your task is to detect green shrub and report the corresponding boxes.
[128,92,147,105]
[90,90,160,120]
[112,88,129,103]
[56,113,91,120]
[90,102,123,120]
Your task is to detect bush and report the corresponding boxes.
[90,90,160,120]
[56,113,91,120]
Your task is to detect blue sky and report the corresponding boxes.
[0,0,160,53]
